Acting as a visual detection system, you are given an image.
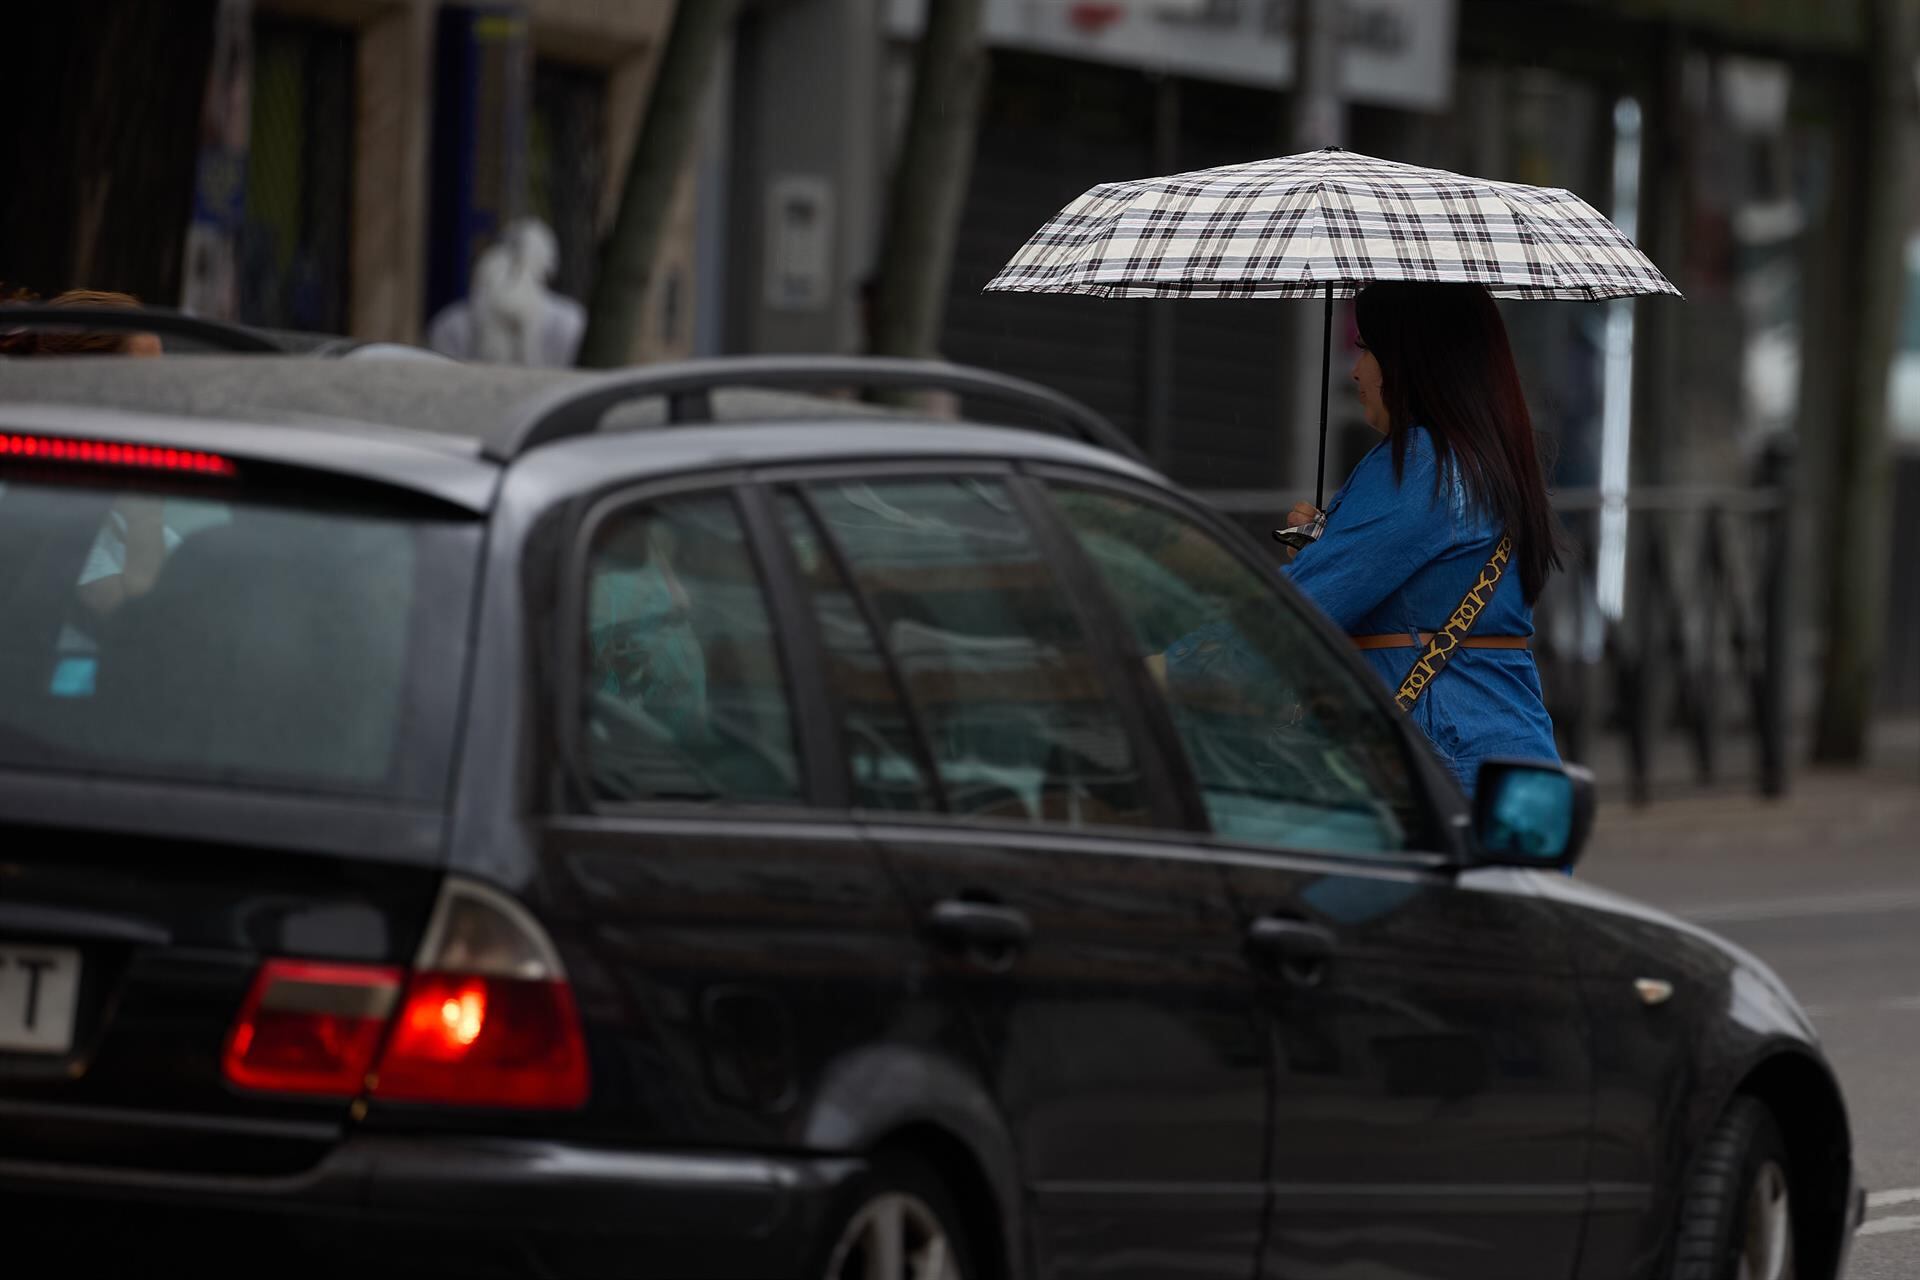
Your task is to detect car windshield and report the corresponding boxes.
[0,472,479,801]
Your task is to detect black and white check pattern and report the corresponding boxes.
[985,148,1680,301]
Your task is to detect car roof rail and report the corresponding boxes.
[500,355,1146,464]
[0,304,287,354]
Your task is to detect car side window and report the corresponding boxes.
[581,492,801,806]
[1048,484,1422,856]
[775,491,937,812]
[802,476,1152,829]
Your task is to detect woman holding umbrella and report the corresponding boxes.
[1277,280,1562,794]
[988,146,1677,799]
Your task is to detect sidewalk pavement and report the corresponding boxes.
[1582,762,1920,913]
[1577,718,1919,912]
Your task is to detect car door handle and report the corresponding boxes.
[927,900,1033,950]
[1245,917,1336,964]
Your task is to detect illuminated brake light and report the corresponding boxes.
[373,974,588,1109]
[0,432,236,476]
[370,879,590,1110]
[221,881,589,1110]
[221,960,402,1096]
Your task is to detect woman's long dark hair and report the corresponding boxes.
[1353,281,1563,602]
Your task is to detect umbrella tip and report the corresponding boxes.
[1319,144,1344,152]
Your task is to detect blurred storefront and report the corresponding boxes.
[874,0,1459,493]
[718,0,1913,732]
[175,0,687,357]
[242,13,357,333]
[0,3,221,306]
[862,1,1868,495]
[4,0,1909,717]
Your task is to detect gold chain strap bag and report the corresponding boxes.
[1393,535,1513,714]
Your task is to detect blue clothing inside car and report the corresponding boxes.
[1284,427,1560,797]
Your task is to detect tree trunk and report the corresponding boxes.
[1812,0,1918,763]
[577,0,739,369]
[866,0,988,364]
[0,2,216,303]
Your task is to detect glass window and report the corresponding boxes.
[0,476,474,800]
[242,16,355,333]
[776,493,935,812]
[805,477,1150,829]
[582,493,800,806]
[1049,485,1421,855]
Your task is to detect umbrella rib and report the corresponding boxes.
[1496,188,1638,298]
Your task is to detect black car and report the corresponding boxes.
[0,334,1861,1280]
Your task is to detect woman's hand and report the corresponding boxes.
[1278,503,1324,562]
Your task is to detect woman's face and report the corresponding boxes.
[1351,346,1389,435]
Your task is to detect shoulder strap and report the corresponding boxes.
[1393,535,1513,713]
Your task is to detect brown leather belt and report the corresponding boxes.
[1351,633,1531,651]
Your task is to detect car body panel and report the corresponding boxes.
[866,819,1271,1280]
[1,1135,864,1279]
[1516,871,1851,1280]
[1212,849,1594,1280]
[0,823,443,1173]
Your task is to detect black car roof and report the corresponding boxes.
[0,355,1161,512]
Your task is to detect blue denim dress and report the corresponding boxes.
[1284,428,1560,797]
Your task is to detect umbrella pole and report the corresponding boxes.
[1314,283,1333,511]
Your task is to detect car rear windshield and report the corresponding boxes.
[0,472,480,801]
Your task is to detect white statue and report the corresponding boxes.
[427,218,586,367]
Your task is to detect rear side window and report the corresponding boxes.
[0,474,476,799]
[801,476,1151,829]
[776,493,936,812]
[581,492,801,806]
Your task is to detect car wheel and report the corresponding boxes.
[820,1152,973,1280]
[1672,1096,1797,1280]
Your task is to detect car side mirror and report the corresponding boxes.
[1471,759,1595,871]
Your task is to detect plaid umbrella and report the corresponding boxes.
[986,147,1679,502]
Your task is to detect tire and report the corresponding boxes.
[1671,1096,1797,1280]
[817,1150,976,1280]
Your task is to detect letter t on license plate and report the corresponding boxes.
[0,945,82,1054]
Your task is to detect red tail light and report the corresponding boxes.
[222,960,402,1096]
[0,432,236,475]
[373,974,589,1109]
[221,879,589,1110]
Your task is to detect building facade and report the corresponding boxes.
[3,0,1911,717]
[709,0,1915,716]
[174,0,691,358]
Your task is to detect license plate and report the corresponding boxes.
[0,944,81,1054]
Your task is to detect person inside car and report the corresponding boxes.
[588,517,710,744]
[48,293,177,618]
[2,291,182,683]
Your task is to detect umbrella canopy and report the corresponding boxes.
[986,147,1679,508]
[986,147,1679,302]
